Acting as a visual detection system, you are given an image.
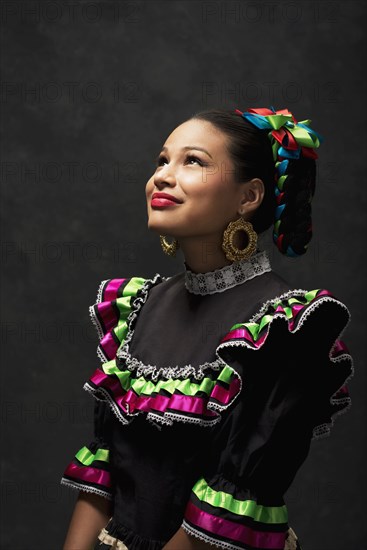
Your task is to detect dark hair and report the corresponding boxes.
[187,108,317,257]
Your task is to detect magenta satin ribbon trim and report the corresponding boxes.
[125,392,215,415]
[221,290,336,345]
[90,369,219,417]
[104,278,126,302]
[185,501,286,549]
[318,289,333,297]
[332,339,349,354]
[335,385,349,396]
[209,377,241,404]
[97,301,119,333]
[221,327,266,347]
[64,463,111,487]
[100,333,119,361]
[91,369,128,412]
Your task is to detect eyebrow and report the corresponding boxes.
[161,145,213,159]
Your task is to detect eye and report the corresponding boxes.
[154,153,206,167]
[155,154,167,167]
[185,155,204,166]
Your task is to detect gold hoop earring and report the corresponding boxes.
[160,235,180,257]
[221,217,258,262]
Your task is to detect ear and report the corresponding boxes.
[237,178,265,215]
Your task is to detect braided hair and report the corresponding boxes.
[187,108,320,257]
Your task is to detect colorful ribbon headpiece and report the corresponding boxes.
[234,106,323,162]
[234,107,323,258]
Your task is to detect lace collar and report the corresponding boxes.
[184,249,272,295]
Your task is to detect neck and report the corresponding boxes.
[178,236,234,274]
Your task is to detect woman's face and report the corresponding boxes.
[145,119,250,240]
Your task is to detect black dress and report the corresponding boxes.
[61,249,353,550]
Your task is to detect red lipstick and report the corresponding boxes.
[151,192,182,208]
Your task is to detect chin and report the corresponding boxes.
[147,217,170,234]
[147,217,182,238]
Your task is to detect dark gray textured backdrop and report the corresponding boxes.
[1,1,366,549]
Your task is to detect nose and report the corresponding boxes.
[153,162,177,188]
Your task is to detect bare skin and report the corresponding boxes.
[63,492,112,550]
[63,119,265,548]
[146,118,264,274]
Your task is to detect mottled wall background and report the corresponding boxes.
[1,1,366,548]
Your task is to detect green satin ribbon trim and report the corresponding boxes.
[304,289,319,301]
[216,365,234,384]
[124,277,147,296]
[193,478,288,524]
[228,289,321,336]
[102,360,234,397]
[75,446,109,465]
[112,278,147,347]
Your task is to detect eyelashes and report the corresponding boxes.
[154,154,207,167]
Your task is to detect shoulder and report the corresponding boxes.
[218,277,351,354]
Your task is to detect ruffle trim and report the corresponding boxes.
[60,441,112,499]
[83,362,241,429]
[182,520,243,550]
[182,475,289,549]
[85,273,243,429]
[216,288,354,441]
[181,521,299,550]
[60,478,112,500]
[99,517,165,550]
[86,279,353,436]
[88,275,153,364]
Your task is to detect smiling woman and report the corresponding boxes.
[61,107,353,550]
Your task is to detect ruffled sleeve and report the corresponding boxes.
[60,277,147,499]
[181,288,354,549]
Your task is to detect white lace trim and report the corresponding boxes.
[147,410,222,428]
[60,477,112,500]
[83,382,133,425]
[89,279,114,364]
[184,249,272,295]
[181,520,243,550]
[89,279,109,341]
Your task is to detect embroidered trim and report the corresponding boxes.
[60,477,112,500]
[184,249,272,295]
[182,519,241,550]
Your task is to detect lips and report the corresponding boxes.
[151,192,182,208]
[151,192,182,203]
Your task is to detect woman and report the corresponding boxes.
[61,107,353,550]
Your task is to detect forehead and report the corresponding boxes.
[163,119,228,154]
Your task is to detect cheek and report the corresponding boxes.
[145,177,154,197]
[194,175,236,209]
